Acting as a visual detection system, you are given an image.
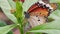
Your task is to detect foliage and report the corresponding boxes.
[0,0,60,34]
[0,20,13,34]
[0,24,16,34]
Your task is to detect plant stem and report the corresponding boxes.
[19,24,24,34]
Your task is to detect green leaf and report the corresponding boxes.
[0,0,18,24]
[23,0,38,11]
[7,31,13,34]
[49,10,60,20]
[7,0,16,9]
[57,3,60,10]
[29,29,60,34]
[0,24,16,34]
[50,0,60,3]
[0,20,13,34]
[0,20,6,27]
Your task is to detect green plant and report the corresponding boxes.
[0,0,60,34]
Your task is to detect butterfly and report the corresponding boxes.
[24,0,57,27]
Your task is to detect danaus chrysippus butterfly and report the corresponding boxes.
[24,0,57,27]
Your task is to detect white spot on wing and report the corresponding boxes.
[38,0,53,12]
[38,0,46,5]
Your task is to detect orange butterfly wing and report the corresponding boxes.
[27,3,49,17]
